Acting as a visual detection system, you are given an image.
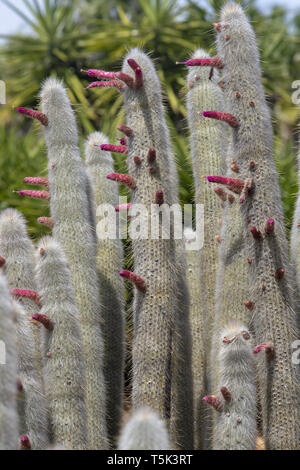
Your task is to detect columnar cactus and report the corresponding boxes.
[184,228,205,449]
[209,141,252,395]
[185,48,228,448]
[0,209,49,450]
[204,2,299,449]
[203,321,257,450]
[35,237,88,450]
[0,274,18,450]
[40,78,108,449]
[85,132,125,445]
[120,49,177,422]
[118,407,170,450]
[186,48,227,343]
[291,148,300,304]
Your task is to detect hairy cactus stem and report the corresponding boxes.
[250,226,262,241]
[23,177,49,189]
[206,176,244,194]
[120,270,146,293]
[214,187,227,202]
[202,111,238,129]
[155,190,164,206]
[253,342,274,357]
[37,217,54,229]
[147,148,157,163]
[30,314,54,331]
[99,144,128,154]
[176,57,223,69]
[10,289,41,307]
[115,203,132,212]
[264,218,275,235]
[16,107,48,126]
[106,173,136,189]
[13,190,50,201]
[0,256,5,268]
[118,124,133,137]
[202,395,223,412]
[86,81,124,91]
[220,386,231,402]
[20,436,31,450]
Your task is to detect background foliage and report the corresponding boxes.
[0,0,300,238]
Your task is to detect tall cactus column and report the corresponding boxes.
[35,237,88,450]
[183,49,227,447]
[0,274,19,450]
[204,2,299,449]
[121,49,177,423]
[39,78,107,449]
[0,209,49,450]
[85,132,125,446]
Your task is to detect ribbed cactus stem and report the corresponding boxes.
[210,321,257,450]
[118,408,170,450]
[121,49,178,423]
[85,132,125,446]
[40,78,107,449]
[216,2,299,449]
[0,274,18,450]
[184,229,205,450]
[186,49,228,448]
[291,140,300,309]
[0,209,49,450]
[35,237,88,450]
[16,107,48,126]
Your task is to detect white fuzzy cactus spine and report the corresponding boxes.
[85,132,125,445]
[35,237,88,450]
[0,209,49,450]
[210,321,257,450]
[0,274,18,450]
[40,77,107,449]
[118,407,170,450]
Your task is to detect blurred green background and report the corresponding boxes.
[0,0,300,240]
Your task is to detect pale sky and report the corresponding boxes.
[0,0,299,37]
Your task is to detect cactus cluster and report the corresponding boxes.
[0,2,299,450]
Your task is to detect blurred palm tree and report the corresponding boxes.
[0,0,299,233]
